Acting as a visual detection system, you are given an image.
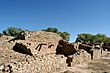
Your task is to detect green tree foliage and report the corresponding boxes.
[60,32,70,41]
[93,34,106,43]
[43,27,70,41]
[76,33,93,43]
[0,33,3,37]
[76,33,110,43]
[2,27,25,37]
[44,27,58,33]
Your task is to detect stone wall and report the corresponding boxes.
[9,31,62,55]
[0,31,110,73]
[92,48,102,60]
[0,52,67,73]
[66,50,91,67]
[0,31,67,73]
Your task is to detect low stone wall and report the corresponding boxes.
[92,49,102,60]
[66,50,91,67]
[0,52,67,73]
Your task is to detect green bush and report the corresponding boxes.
[43,27,70,41]
[2,27,25,37]
[75,33,110,43]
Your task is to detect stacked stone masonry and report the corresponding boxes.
[0,31,109,73]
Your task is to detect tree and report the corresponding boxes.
[60,32,70,41]
[75,33,93,43]
[0,33,3,37]
[104,37,110,43]
[75,33,110,43]
[2,27,25,37]
[93,34,106,43]
[43,27,70,41]
[44,27,58,33]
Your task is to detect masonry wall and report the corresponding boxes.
[92,49,102,60]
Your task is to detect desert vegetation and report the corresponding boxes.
[76,33,110,43]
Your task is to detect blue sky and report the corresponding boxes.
[0,0,110,42]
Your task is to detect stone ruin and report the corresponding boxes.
[0,31,66,73]
[0,31,109,73]
[56,40,108,67]
[8,31,62,55]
